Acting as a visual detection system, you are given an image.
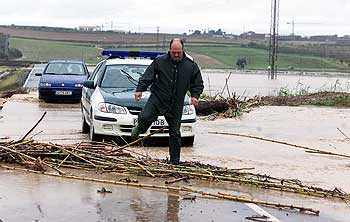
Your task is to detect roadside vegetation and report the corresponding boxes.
[197,84,350,119]
[0,67,29,91]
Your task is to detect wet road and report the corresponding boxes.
[1,93,350,221]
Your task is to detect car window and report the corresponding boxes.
[89,61,103,80]
[45,62,86,75]
[93,62,106,86]
[100,64,147,88]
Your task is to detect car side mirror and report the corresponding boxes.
[83,80,95,89]
[35,72,42,76]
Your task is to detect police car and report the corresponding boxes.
[81,50,197,145]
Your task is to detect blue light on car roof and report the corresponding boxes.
[102,50,165,59]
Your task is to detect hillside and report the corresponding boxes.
[2,25,350,71]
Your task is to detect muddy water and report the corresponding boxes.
[1,168,349,222]
[0,169,278,222]
[2,94,350,220]
[202,70,350,97]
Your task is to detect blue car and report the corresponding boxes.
[37,60,89,102]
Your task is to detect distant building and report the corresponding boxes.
[239,31,267,40]
[0,33,9,59]
[78,26,101,32]
[277,35,303,41]
[309,35,338,42]
[336,35,350,45]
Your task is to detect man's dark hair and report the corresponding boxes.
[169,38,184,48]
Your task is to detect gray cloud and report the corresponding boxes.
[0,0,349,36]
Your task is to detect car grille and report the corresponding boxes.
[124,106,169,134]
[150,125,169,134]
[119,125,169,134]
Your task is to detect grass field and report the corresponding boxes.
[9,37,350,71]
[10,38,100,64]
[188,46,348,70]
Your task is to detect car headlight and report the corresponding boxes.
[183,105,195,115]
[39,82,51,87]
[98,103,126,114]
[74,83,83,87]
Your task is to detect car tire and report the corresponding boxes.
[82,113,89,133]
[182,136,195,146]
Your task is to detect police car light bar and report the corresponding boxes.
[102,50,165,59]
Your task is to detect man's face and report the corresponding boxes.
[170,41,183,62]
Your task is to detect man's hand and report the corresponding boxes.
[134,92,142,102]
[190,97,199,106]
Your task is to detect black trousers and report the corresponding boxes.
[137,101,182,162]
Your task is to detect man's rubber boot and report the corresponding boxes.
[131,125,140,140]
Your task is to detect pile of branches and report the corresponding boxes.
[0,139,348,204]
[197,72,260,119]
[196,96,260,119]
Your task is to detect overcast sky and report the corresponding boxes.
[0,0,349,36]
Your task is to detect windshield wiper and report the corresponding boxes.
[120,70,138,86]
[120,88,136,92]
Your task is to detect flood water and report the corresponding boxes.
[202,69,350,97]
[2,71,350,221]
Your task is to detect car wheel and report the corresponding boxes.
[82,113,89,133]
[182,136,194,146]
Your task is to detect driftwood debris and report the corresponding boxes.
[0,139,348,203]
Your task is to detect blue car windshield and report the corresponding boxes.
[44,63,86,75]
[100,64,147,88]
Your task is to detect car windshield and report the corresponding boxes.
[100,64,147,88]
[44,62,86,75]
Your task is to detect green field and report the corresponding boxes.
[9,37,349,71]
[10,38,100,64]
[187,46,347,70]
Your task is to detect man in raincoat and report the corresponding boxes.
[132,38,204,164]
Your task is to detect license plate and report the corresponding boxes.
[55,90,72,95]
[133,118,166,126]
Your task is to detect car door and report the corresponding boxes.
[81,61,105,122]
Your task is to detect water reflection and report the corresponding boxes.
[167,190,180,222]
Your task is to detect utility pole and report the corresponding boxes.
[287,20,295,35]
[287,21,321,36]
[156,26,159,51]
[268,0,279,80]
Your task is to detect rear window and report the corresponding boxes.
[100,64,148,88]
[45,62,86,75]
